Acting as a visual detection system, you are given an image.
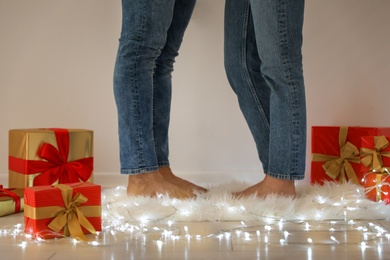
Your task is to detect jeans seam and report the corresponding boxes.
[133,1,147,168]
[277,0,300,174]
[121,166,159,175]
[152,78,158,162]
[158,161,170,167]
[243,3,270,134]
[267,170,305,181]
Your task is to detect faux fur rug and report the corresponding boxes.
[102,182,390,225]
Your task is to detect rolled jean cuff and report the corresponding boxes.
[121,166,159,175]
[266,171,305,181]
[158,161,170,167]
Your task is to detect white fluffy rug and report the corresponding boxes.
[102,182,390,225]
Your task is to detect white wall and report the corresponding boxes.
[1,0,389,183]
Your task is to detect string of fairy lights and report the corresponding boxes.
[1,184,390,252]
[1,217,390,249]
[1,206,390,250]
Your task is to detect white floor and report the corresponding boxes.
[1,173,390,260]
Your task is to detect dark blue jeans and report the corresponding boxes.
[114,0,196,174]
[224,0,307,180]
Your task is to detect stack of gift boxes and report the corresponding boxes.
[1,128,101,241]
[311,126,390,204]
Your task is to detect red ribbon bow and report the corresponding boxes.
[8,128,93,186]
[0,185,21,213]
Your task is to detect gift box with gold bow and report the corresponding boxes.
[362,168,390,204]
[360,136,390,173]
[24,182,101,240]
[0,185,24,217]
[9,128,93,188]
[311,126,390,185]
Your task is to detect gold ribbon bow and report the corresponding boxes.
[24,184,100,241]
[361,136,390,171]
[312,126,360,184]
[48,184,97,241]
[364,168,390,201]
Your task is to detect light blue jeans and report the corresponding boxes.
[113,0,196,174]
[224,0,307,180]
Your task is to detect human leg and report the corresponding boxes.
[249,0,306,181]
[113,0,200,197]
[224,0,306,197]
[152,0,207,193]
[153,0,195,166]
[114,0,177,174]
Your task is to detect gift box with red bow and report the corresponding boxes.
[0,184,24,217]
[311,126,390,185]
[24,182,101,240]
[8,128,93,188]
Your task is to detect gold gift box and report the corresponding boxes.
[9,128,94,188]
[0,188,24,217]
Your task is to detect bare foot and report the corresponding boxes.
[127,170,195,199]
[159,166,207,193]
[234,174,296,199]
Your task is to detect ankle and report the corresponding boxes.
[159,166,175,176]
[128,170,160,184]
[263,175,296,194]
[264,174,294,184]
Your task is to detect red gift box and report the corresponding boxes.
[363,170,390,204]
[24,182,101,240]
[311,126,390,185]
[360,136,390,173]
